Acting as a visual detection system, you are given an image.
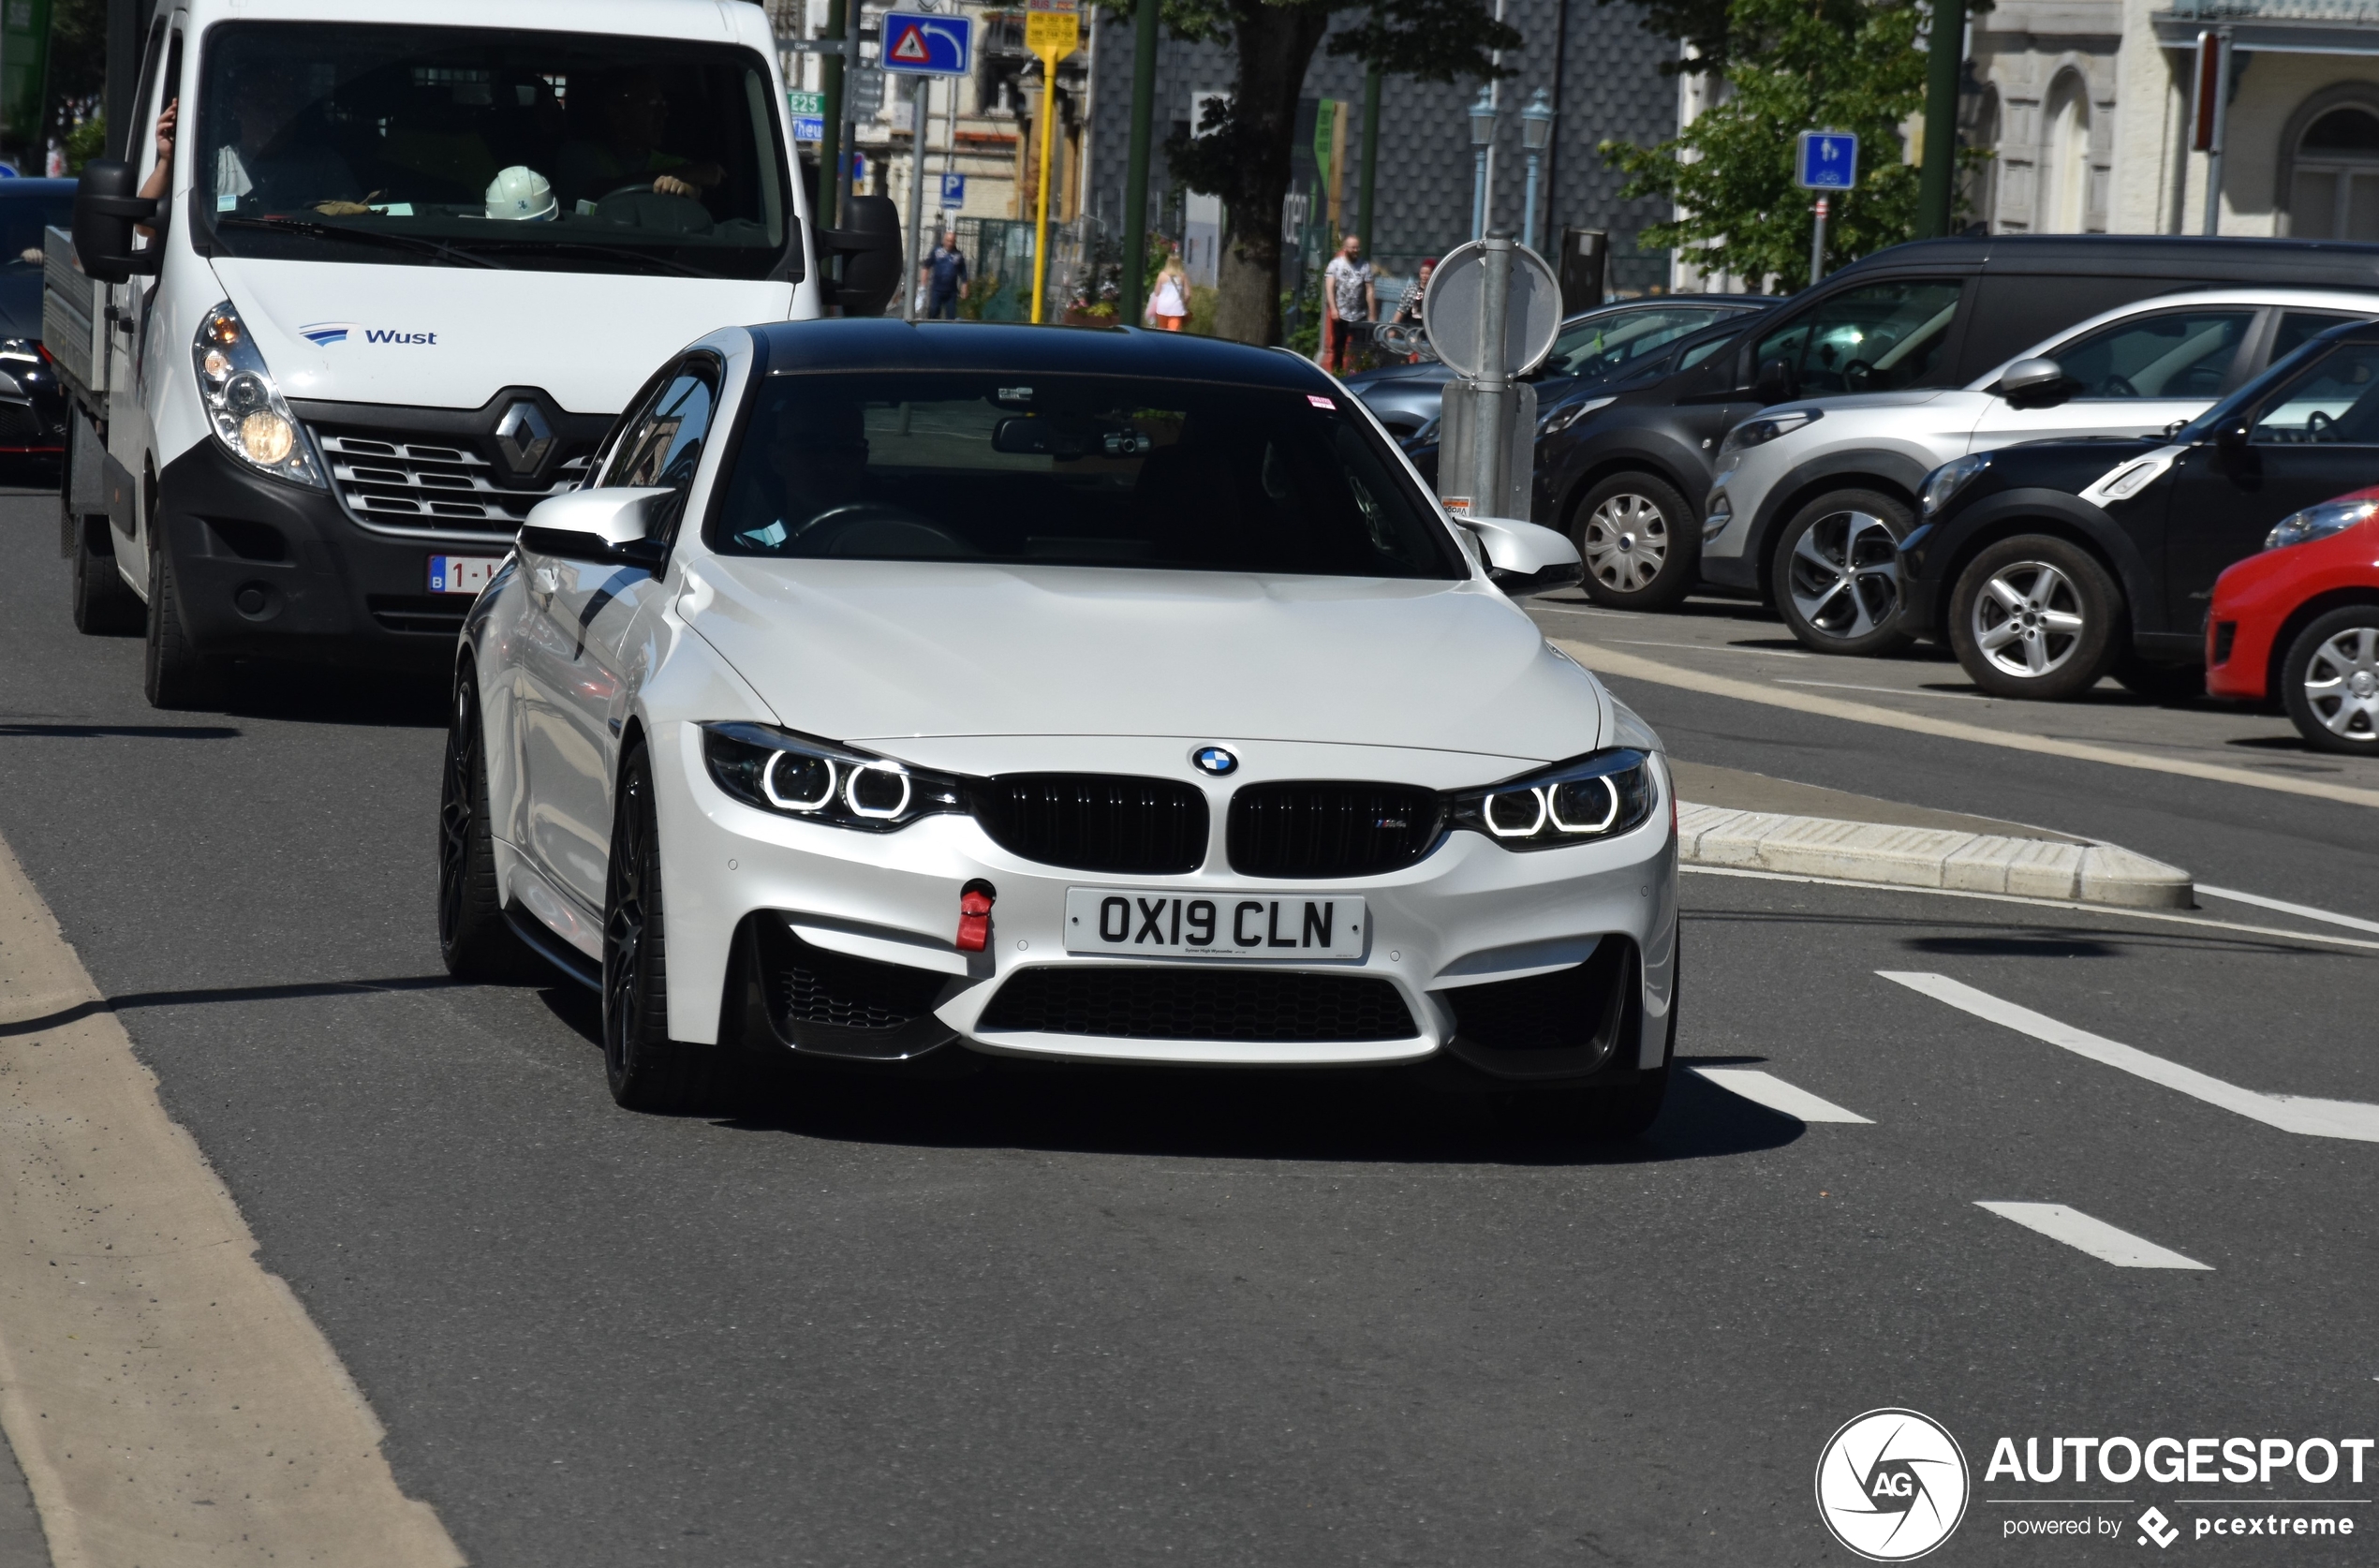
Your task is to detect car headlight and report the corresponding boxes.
[1539,394,1616,438]
[1919,451,1991,518]
[1716,407,1822,464]
[192,303,323,487]
[702,722,966,832]
[1447,748,1657,851]
[2266,496,2379,550]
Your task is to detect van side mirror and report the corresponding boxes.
[1464,515,1585,597]
[1752,356,1795,406]
[1999,357,2070,408]
[71,160,161,283]
[517,486,673,567]
[818,194,902,317]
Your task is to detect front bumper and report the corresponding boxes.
[647,722,1680,1082]
[156,437,495,671]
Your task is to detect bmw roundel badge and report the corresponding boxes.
[1191,745,1238,777]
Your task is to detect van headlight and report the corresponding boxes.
[702,722,967,832]
[1919,451,1991,517]
[192,303,323,487]
[1447,748,1657,850]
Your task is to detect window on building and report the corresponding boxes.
[2037,72,2091,234]
[2291,107,2379,241]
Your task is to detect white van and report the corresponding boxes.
[51,0,894,706]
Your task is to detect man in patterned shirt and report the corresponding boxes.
[1320,233,1376,373]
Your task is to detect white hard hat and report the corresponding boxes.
[484,166,556,222]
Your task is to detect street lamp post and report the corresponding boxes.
[1469,88,1500,241]
[1519,88,1554,254]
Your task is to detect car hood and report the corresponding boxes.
[683,557,1603,763]
[208,257,794,414]
[1788,389,1958,416]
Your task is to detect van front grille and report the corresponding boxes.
[313,427,591,536]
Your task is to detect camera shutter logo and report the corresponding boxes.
[1814,1409,1971,1561]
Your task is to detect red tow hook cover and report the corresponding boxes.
[955,882,996,953]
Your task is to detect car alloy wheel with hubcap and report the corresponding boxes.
[1772,490,1912,656]
[2283,609,2379,753]
[1947,534,2122,701]
[1571,471,1695,609]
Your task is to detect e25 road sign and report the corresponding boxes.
[881,11,974,75]
[1796,130,1858,191]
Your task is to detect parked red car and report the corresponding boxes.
[2207,484,2379,753]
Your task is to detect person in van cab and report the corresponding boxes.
[138,72,367,225]
[556,69,724,205]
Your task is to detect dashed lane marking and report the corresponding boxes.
[1881,970,2379,1143]
[1974,1203,2213,1270]
[1688,1067,1873,1123]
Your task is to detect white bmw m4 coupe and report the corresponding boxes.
[438,320,1680,1134]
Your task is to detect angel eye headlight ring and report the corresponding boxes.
[761,751,836,812]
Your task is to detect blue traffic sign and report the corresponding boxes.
[881,10,973,75]
[939,172,967,206]
[1796,130,1857,191]
[791,115,824,143]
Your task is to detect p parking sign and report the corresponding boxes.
[1796,130,1858,191]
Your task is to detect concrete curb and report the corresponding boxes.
[1677,803,2194,910]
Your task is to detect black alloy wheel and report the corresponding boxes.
[1771,489,1914,657]
[2281,607,2379,755]
[1946,534,2123,701]
[602,747,735,1113]
[1571,471,1698,610]
[437,675,540,982]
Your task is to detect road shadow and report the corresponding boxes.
[1900,934,2121,959]
[0,722,241,740]
[213,661,448,728]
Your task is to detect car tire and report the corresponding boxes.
[1571,472,1697,609]
[603,746,739,1114]
[69,515,142,636]
[1947,535,2123,701]
[2279,606,2379,755]
[437,674,544,984]
[1770,489,1914,656]
[143,535,223,710]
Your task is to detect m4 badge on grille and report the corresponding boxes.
[495,401,554,475]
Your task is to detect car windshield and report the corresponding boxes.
[713,372,1467,579]
[1542,306,1727,380]
[0,191,71,270]
[2175,330,2373,445]
[192,22,791,279]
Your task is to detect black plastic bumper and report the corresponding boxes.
[157,437,494,671]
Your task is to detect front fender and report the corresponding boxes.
[1901,487,2153,639]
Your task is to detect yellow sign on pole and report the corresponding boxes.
[1026,0,1080,324]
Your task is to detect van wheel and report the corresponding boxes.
[2281,607,2379,755]
[603,747,741,1114]
[1571,472,1697,609]
[70,516,142,636]
[1771,489,1914,656]
[1948,535,2121,701]
[143,538,223,710]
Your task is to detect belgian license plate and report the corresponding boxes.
[1063,889,1367,959]
[428,555,504,595]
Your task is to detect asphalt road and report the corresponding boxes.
[3,501,2376,1563]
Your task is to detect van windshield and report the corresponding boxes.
[191,22,791,280]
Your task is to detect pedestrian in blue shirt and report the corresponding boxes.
[922,230,969,318]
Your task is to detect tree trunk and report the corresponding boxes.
[1213,2,1331,346]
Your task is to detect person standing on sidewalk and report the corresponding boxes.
[1145,249,1190,332]
[1392,257,1436,363]
[1321,233,1376,373]
[921,229,969,319]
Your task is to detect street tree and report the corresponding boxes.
[1116,0,1518,346]
[1600,0,1957,290]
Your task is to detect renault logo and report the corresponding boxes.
[1191,746,1237,777]
[494,401,554,475]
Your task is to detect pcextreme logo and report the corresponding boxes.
[299,321,438,347]
[1816,1409,1973,1561]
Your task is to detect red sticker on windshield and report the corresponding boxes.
[1308,394,1336,409]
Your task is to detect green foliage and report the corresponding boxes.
[63,113,103,172]
[1602,0,1959,290]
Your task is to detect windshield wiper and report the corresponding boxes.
[216,215,506,269]
[452,239,715,278]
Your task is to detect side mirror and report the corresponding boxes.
[1752,356,1795,406]
[70,159,160,283]
[2212,416,2253,451]
[818,194,902,317]
[1999,356,2070,408]
[517,486,673,567]
[1465,515,1584,597]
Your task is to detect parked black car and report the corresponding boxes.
[1897,318,2379,701]
[1347,295,1773,438]
[1529,234,2379,610]
[0,178,75,483]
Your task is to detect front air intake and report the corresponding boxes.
[977,967,1418,1042]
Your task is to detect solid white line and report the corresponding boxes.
[2196,884,2379,938]
[1882,971,2379,1142]
[1776,677,1987,703]
[1689,1067,1873,1123]
[1554,636,2379,810]
[1975,1203,2212,1269]
[1682,863,2379,954]
[1609,637,1810,659]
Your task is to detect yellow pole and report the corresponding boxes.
[1030,66,1058,323]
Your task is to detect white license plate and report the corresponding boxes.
[428,555,504,595]
[1063,889,1367,959]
